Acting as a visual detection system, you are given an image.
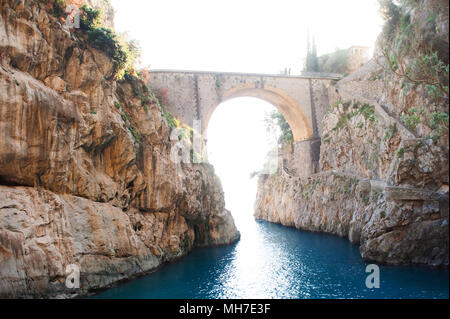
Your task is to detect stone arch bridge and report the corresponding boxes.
[147,70,341,176]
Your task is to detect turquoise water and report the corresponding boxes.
[91,219,448,299]
[90,97,448,299]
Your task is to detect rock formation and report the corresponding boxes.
[255,0,449,267]
[0,0,239,298]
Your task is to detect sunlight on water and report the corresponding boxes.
[92,98,449,299]
[205,98,313,298]
[92,216,449,299]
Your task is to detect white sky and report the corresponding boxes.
[206,98,278,224]
[109,1,384,221]
[110,0,383,74]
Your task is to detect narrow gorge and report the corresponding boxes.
[0,0,448,299]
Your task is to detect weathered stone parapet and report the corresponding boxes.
[384,186,446,201]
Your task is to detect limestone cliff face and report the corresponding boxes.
[255,0,448,267]
[255,85,449,267]
[255,165,448,267]
[0,0,239,298]
[255,92,449,266]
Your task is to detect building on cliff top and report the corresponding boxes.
[315,45,370,75]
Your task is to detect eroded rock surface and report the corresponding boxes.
[255,171,448,267]
[0,0,239,298]
[255,89,449,267]
[255,0,448,268]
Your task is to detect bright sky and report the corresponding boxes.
[207,98,278,225]
[109,0,384,222]
[110,0,383,74]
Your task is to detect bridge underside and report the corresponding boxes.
[203,85,312,141]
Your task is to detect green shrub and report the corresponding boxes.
[52,0,66,17]
[161,107,177,128]
[429,111,449,129]
[121,111,130,123]
[114,101,122,109]
[384,123,398,140]
[401,107,420,130]
[429,111,449,137]
[79,5,103,31]
[76,5,140,79]
[411,53,449,99]
[264,110,293,147]
[379,0,449,98]
[359,104,376,123]
[333,114,348,131]
[85,27,128,77]
[347,102,376,123]
[128,126,140,143]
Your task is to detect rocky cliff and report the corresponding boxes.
[255,0,449,267]
[0,0,239,298]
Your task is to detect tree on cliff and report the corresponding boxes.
[316,48,351,74]
[264,110,294,147]
[51,0,141,80]
[304,31,320,72]
[377,0,449,99]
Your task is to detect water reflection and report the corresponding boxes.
[92,209,449,299]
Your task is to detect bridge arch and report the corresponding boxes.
[202,85,313,142]
[147,70,338,177]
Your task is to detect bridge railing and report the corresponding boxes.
[299,71,343,79]
[147,69,343,80]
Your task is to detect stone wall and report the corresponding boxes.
[310,79,333,136]
[283,138,321,177]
